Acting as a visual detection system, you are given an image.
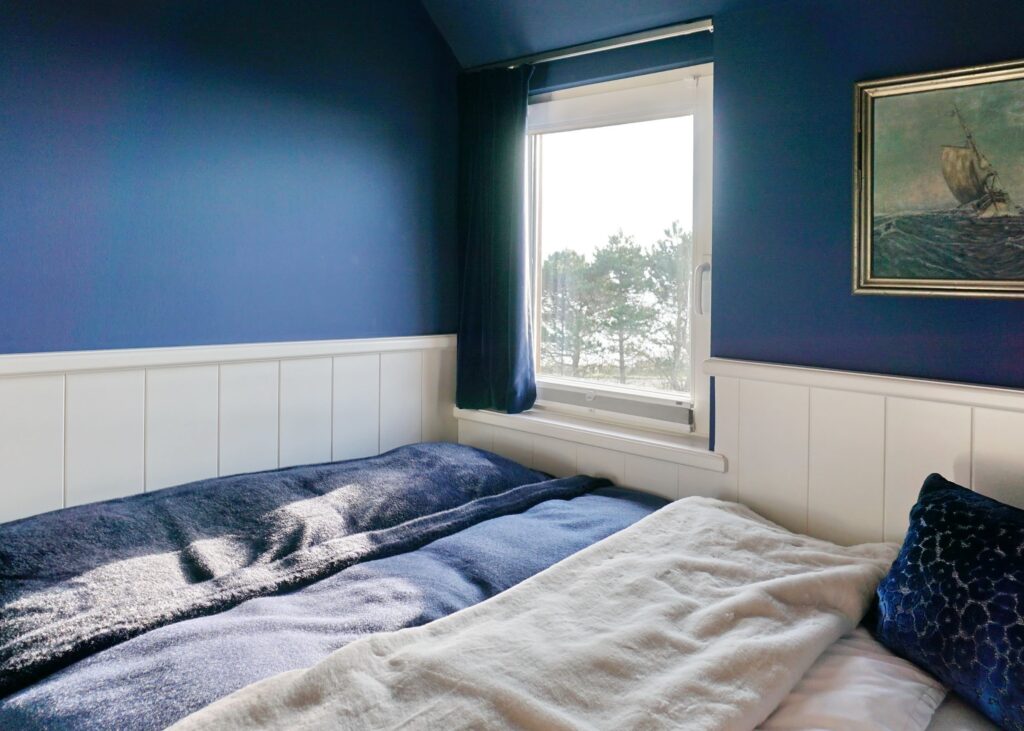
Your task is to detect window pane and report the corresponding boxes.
[537,116,694,396]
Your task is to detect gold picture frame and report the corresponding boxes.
[854,59,1024,298]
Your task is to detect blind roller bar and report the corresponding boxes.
[466,18,714,73]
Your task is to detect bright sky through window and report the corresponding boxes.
[536,115,696,396]
[540,116,694,258]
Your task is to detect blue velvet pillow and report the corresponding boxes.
[874,473,1024,730]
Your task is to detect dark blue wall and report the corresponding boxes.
[426,0,1024,389]
[713,0,1024,388]
[0,1,460,354]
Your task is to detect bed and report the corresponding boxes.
[0,442,1013,730]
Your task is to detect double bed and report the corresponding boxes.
[0,442,1010,729]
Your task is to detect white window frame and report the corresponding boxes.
[526,64,714,437]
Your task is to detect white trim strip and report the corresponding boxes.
[454,407,725,473]
[0,335,456,378]
[706,357,1024,413]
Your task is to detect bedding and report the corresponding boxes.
[0,479,663,729]
[759,627,946,731]
[171,496,898,731]
[874,473,1024,730]
[927,695,1001,731]
[0,442,605,696]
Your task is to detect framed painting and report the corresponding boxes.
[854,59,1024,297]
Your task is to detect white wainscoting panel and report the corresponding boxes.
[883,398,971,542]
[458,420,494,453]
[0,335,456,522]
[219,362,280,476]
[146,366,219,491]
[380,351,423,453]
[624,454,678,500]
[332,354,380,461]
[707,357,1024,545]
[807,388,885,545]
[577,445,626,484]
[736,379,810,534]
[972,408,1024,510]
[531,436,578,478]
[422,347,457,443]
[280,358,333,468]
[66,370,146,506]
[492,427,534,468]
[0,375,64,523]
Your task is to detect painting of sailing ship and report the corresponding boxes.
[855,60,1024,297]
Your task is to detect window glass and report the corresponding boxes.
[536,116,695,396]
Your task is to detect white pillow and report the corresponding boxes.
[758,627,947,731]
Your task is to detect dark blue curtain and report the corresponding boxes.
[456,66,536,413]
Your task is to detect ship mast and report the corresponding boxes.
[952,103,1003,197]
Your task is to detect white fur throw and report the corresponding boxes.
[172,497,897,731]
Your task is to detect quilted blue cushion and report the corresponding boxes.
[874,474,1024,730]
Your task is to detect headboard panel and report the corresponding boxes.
[0,336,456,523]
[706,358,1024,545]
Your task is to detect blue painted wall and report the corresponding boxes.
[425,0,1024,389]
[712,0,1024,388]
[0,1,460,354]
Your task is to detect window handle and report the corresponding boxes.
[692,261,711,316]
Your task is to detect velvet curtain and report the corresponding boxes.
[455,66,536,413]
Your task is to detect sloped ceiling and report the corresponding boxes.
[420,0,749,68]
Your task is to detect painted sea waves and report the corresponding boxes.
[873,211,1024,280]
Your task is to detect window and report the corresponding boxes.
[527,65,713,436]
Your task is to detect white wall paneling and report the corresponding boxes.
[531,436,578,478]
[422,346,457,443]
[0,375,64,523]
[332,354,381,461]
[623,454,678,501]
[736,379,810,534]
[455,358,1024,546]
[458,420,494,453]
[219,361,280,476]
[707,357,1024,545]
[883,398,971,542]
[66,370,146,506]
[380,351,423,453]
[492,427,534,468]
[577,445,626,484]
[279,358,333,468]
[146,366,219,490]
[0,335,456,521]
[972,407,1024,510]
[807,388,885,545]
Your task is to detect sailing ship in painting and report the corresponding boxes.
[941,104,1013,218]
[872,98,1024,282]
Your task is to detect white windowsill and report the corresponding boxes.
[453,406,726,473]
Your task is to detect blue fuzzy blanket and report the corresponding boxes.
[1,487,665,730]
[0,442,604,696]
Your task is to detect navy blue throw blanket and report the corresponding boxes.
[1,487,665,730]
[0,442,604,696]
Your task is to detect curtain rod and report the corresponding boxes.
[466,18,714,73]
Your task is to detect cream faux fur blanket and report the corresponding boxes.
[172,497,897,731]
